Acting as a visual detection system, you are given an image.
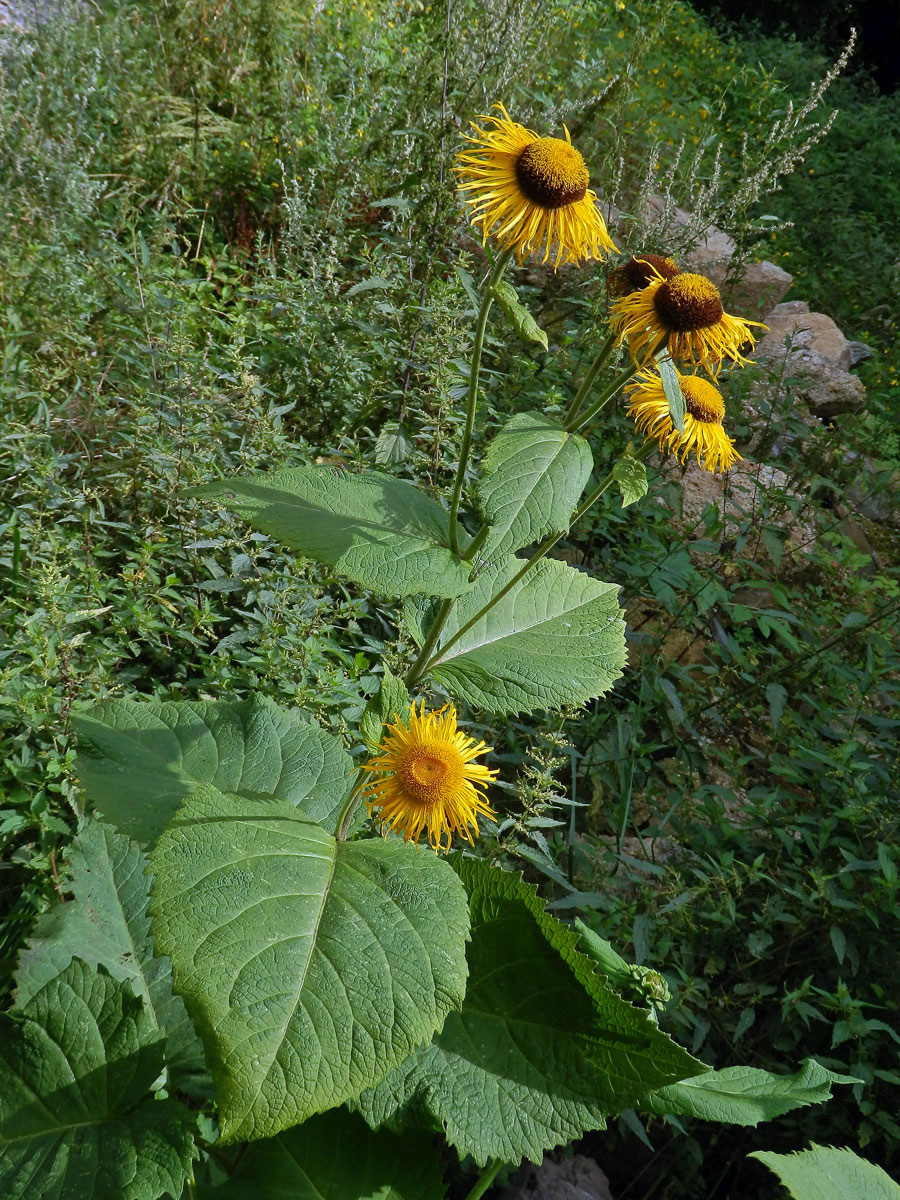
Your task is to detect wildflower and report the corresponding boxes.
[607,252,681,297]
[609,267,766,373]
[362,701,497,853]
[625,367,741,473]
[454,103,617,269]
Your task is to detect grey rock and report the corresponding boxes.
[848,340,875,366]
[640,197,791,316]
[500,1155,614,1200]
[671,458,819,557]
[754,305,852,370]
[697,258,793,320]
[767,299,810,316]
[684,223,737,265]
[792,351,867,420]
[843,455,900,523]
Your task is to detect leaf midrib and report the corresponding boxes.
[437,579,618,662]
[482,428,578,548]
[240,838,339,1129]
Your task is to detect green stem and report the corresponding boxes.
[563,328,617,428]
[425,439,657,672]
[569,359,639,435]
[448,247,514,556]
[336,775,367,840]
[463,1159,504,1200]
[403,524,491,691]
[466,522,490,565]
[404,596,456,690]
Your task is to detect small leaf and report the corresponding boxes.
[829,925,847,965]
[612,454,649,508]
[0,960,196,1200]
[761,526,785,569]
[149,787,470,1143]
[356,859,701,1166]
[734,1006,756,1042]
[423,557,626,715]
[73,695,355,843]
[374,422,411,467]
[200,1109,446,1200]
[574,920,632,982]
[360,665,411,747]
[656,352,685,435]
[748,930,774,958]
[477,412,593,559]
[750,1144,900,1199]
[658,677,685,725]
[766,682,788,731]
[878,844,897,884]
[643,1059,859,1126]
[346,276,392,295]
[491,281,548,351]
[14,818,206,1092]
[194,467,473,599]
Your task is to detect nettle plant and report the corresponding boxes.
[0,106,862,1200]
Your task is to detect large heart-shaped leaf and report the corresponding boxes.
[419,558,626,715]
[477,411,592,558]
[73,695,354,843]
[200,1109,445,1200]
[356,859,700,1165]
[195,467,474,598]
[149,787,470,1143]
[15,818,206,1092]
[0,960,196,1200]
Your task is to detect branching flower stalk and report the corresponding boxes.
[424,438,658,674]
[563,328,618,427]
[448,246,514,556]
[405,596,456,689]
[567,357,641,434]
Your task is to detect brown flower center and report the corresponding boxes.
[609,252,680,296]
[654,272,724,331]
[515,137,589,209]
[679,374,725,424]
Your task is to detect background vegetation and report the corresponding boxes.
[1,1,898,1196]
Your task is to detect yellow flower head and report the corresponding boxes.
[625,366,741,473]
[609,266,766,373]
[607,252,681,297]
[362,701,498,852]
[454,103,618,269]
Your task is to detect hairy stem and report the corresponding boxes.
[569,359,639,434]
[449,247,514,555]
[563,328,618,427]
[336,775,367,840]
[463,1159,504,1200]
[404,596,456,689]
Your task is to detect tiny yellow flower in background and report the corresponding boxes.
[454,103,618,269]
[609,265,766,374]
[363,701,498,852]
[625,367,741,473]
